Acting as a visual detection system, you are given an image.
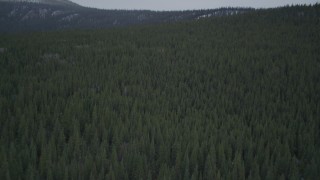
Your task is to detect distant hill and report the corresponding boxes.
[0,0,79,6]
[0,0,252,32]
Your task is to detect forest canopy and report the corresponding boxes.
[0,4,319,180]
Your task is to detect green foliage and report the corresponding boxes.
[0,4,319,180]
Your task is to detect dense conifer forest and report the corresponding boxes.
[0,4,319,180]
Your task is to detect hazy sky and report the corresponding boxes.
[71,0,319,10]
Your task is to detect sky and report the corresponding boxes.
[71,0,319,11]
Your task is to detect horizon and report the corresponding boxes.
[71,0,319,11]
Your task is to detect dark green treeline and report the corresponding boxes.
[0,4,319,180]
